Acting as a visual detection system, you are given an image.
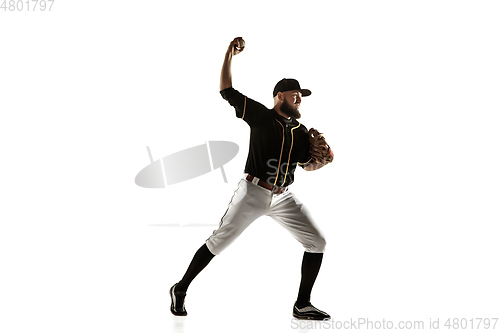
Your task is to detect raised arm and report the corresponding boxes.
[220,37,245,91]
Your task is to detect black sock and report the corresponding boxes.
[296,252,324,306]
[176,244,215,292]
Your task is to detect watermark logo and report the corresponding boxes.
[135,141,239,188]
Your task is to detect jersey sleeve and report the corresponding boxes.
[220,87,269,127]
[296,125,313,168]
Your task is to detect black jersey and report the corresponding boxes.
[221,87,313,187]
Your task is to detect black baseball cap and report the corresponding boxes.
[273,78,311,97]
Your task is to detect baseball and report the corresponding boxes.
[235,37,245,50]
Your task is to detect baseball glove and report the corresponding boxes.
[308,128,334,165]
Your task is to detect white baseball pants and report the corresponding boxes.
[206,175,327,255]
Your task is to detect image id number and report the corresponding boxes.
[444,318,498,330]
[1,0,55,11]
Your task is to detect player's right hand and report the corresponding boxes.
[228,37,245,56]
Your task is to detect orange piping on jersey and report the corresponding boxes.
[273,120,285,186]
[242,96,247,120]
[281,123,301,187]
[298,157,314,166]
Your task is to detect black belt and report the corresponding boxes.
[246,175,288,194]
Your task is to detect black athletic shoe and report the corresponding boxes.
[293,302,330,320]
[170,283,187,316]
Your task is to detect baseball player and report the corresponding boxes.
[170,37,334,321]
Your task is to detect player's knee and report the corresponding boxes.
[316,236,327,253]
[205,240,221,256]
[306,235,326,253]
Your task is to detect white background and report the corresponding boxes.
[1,1,499,332]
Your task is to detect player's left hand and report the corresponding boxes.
[309,128,334,165]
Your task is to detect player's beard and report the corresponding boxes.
[280,98,301,119]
